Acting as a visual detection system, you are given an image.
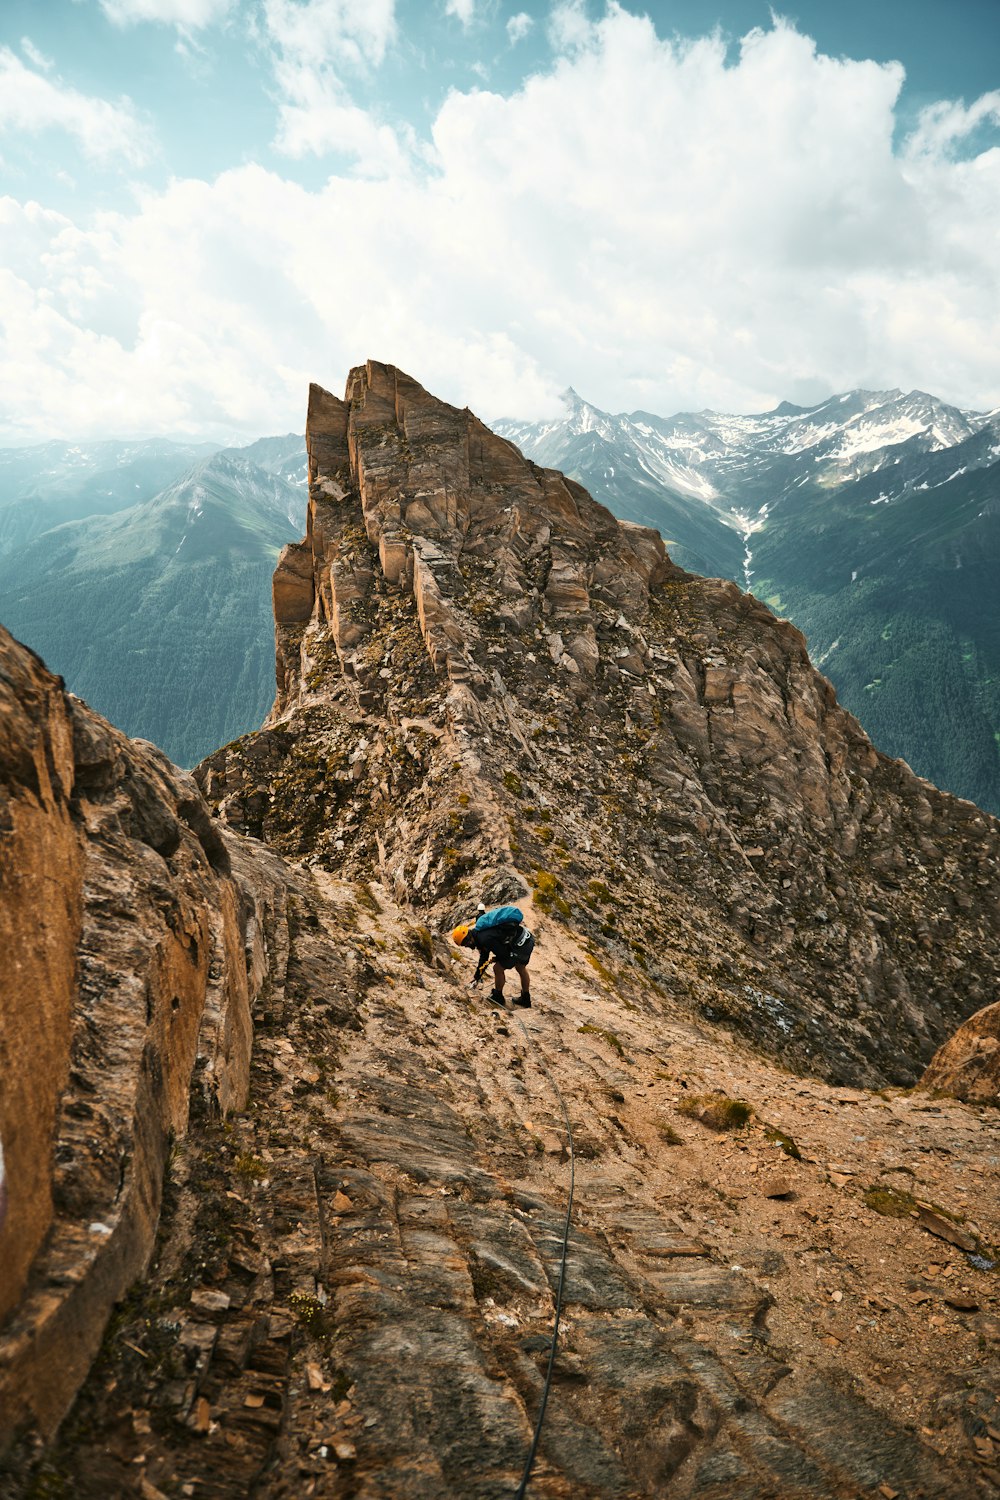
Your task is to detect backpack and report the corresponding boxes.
[474,905,524,935]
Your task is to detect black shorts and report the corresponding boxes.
[494,930,534,967]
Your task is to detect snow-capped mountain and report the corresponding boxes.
[496,386,988,515]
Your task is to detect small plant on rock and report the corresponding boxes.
[406,925,435,964]
[676,1095,753,1131]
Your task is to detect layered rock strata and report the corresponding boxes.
[0,627,289,1445]
[202,361,1000,1090]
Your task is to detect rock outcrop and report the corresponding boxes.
[0,627,289,1446]
[203,361,1000,1090]
[920,1000,1000,1105]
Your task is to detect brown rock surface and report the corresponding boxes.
[920,999,1000,1105]
[0,636,82,1326]
[13,880,997,1500]
[0,627,289,1446]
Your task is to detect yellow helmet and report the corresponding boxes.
[451,923,472,946]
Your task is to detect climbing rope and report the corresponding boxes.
[511,1011,576,1500]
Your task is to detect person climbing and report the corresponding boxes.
[452,904,534,1007]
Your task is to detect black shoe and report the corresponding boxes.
[513,992,532,1008]
[490,990,505,1005]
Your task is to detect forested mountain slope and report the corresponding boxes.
[0,446,306,766]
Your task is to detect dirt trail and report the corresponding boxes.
[26,875,1000,1500]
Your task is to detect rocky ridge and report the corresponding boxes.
[2,362,999,1498]
[202,362,1000,1090]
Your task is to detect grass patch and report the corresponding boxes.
[586,879,613,905]
[677,1095,753,1131]
[354,881,382,915]
[657,1123,684,1146]
[234,1152,268,1183]
[406,924,435,964]
[585,950,616,987]
[533,869,570,917]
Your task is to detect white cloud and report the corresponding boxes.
[507,12,533,45]
[444,0,476,26]
[20,38,54,71]
[261,0,402,167]
[270,64,409,171]
[262,0,396,71]
[547,0,593,54]
[99,0,234,26]
[2,11,1000,443]
[0,47,152,165]
[905,89,1000,159]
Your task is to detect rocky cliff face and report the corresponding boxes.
[2,364,999,1500]
[201,362,1000,1091]
[0,627,290,1444]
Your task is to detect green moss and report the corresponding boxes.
[502,770,523,795]
[578,1023,625,1057]
[764,1126,802,1160]
[287,1291,330,1335]
[864,1185,918,1218]
[587,879,612,904]
[532,868,570,917]
[677,1095,753,1131]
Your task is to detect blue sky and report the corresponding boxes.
[1,0,998,441]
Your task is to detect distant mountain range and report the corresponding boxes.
[496,388,1000,814]
[0,438,306,767]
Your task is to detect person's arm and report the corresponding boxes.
[469,934,492,986]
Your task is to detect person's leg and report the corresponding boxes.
[491,959,508,1002]
[512,963,531,1006]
